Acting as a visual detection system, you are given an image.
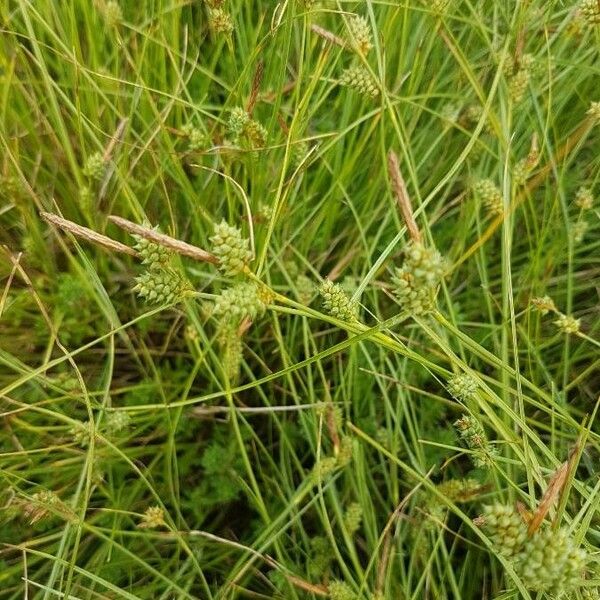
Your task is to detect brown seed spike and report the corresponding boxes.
[108,215,219,265]
[387,151,421,243]
[41,212,138,257]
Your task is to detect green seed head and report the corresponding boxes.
[454,414,497,468]
[83,152,106,181]
[347,15,373,55]
[210,220,253,275]
[209,8,234,34]
[447,373,478,402]
[212,282,265,322]
[102,1,122,27]
[106,410,131,434]
[575,186,594,210]
[392,241,446,315]
[319,279,359,322]
[516,527,587,592]
[343,502,363,535]
[473,178,503,215]
[228,107,251,138]
[530,295,557,315]
[587,101,600,123]
[328,580,356,600]
[339,66,379,98]
[134,231,172,270]
[580,0,600,25]
[133,269,192,305]
[554,313,580,334]
[479,504,528,558]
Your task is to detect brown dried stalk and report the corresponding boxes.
[387,150,421,243]
[246,60,264,116]
[41,212,138,257]
[108,215,218,265]
[310,24,346,47]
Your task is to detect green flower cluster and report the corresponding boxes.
[580,0,600,25]
[134,231,172,270]
[479,504,587,594]
[134,269,192,305]
[392,241,446,315]
[227,107,268,149]
[319,279,359,322]
[339,66,379,98]
[346,15,372,55]
[473,178,503,215]
[454,414,497,468]
[447,373,478,402]
[212,282,265,322]
[210,220,252,275]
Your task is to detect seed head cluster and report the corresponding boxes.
[339,66,379,98]
[479,505,587,593]
[454,414,497,468]
[134,269,192,305]
[212,282,265,322]
[346,15,373,55]
[83,152,106,181]
[227,107,268,149]
[319,279,359,322]
[580,0,600,24]
[392,241,446,315]
[447,373,478,402]
[210,220,252,275]
[473,178,503,215]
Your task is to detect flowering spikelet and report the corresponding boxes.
[554,313,580,334]
[478,504,529,558]
[531,295,557,315]
[138,506,166,529]
[21,490,61,524]
[392,241,447,315]
[580,0,600,24]
[227,107,268,149]
[572,220,588,243]
[514,140,539,185]
[83,152,106,181]
[454,414,497,468]
[319,279,359,322]
[473,178,503,215]
[575,186,594,210]
[228,107,251,138]
[516,527,587,593]
[69,420,91,447]
[346,15,373,55]
[296,274,315,304]
[436,478,484,503]
[509,68,530,103]
[134,230,172,269]
[210,220,252,275]
[447,373,478,402]
[244,119,268,148]
[134,269,192,305]
[213,282,265,322]
[328,580,356,600]
[182,123,204,151]
[208,8,234,34]
[343,502,363,535]
[102,1,122,27]
[106,410,131,434]
[339,66,379,98]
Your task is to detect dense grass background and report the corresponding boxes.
[1,0,599,598]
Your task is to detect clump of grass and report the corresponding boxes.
[1,0,599,598]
